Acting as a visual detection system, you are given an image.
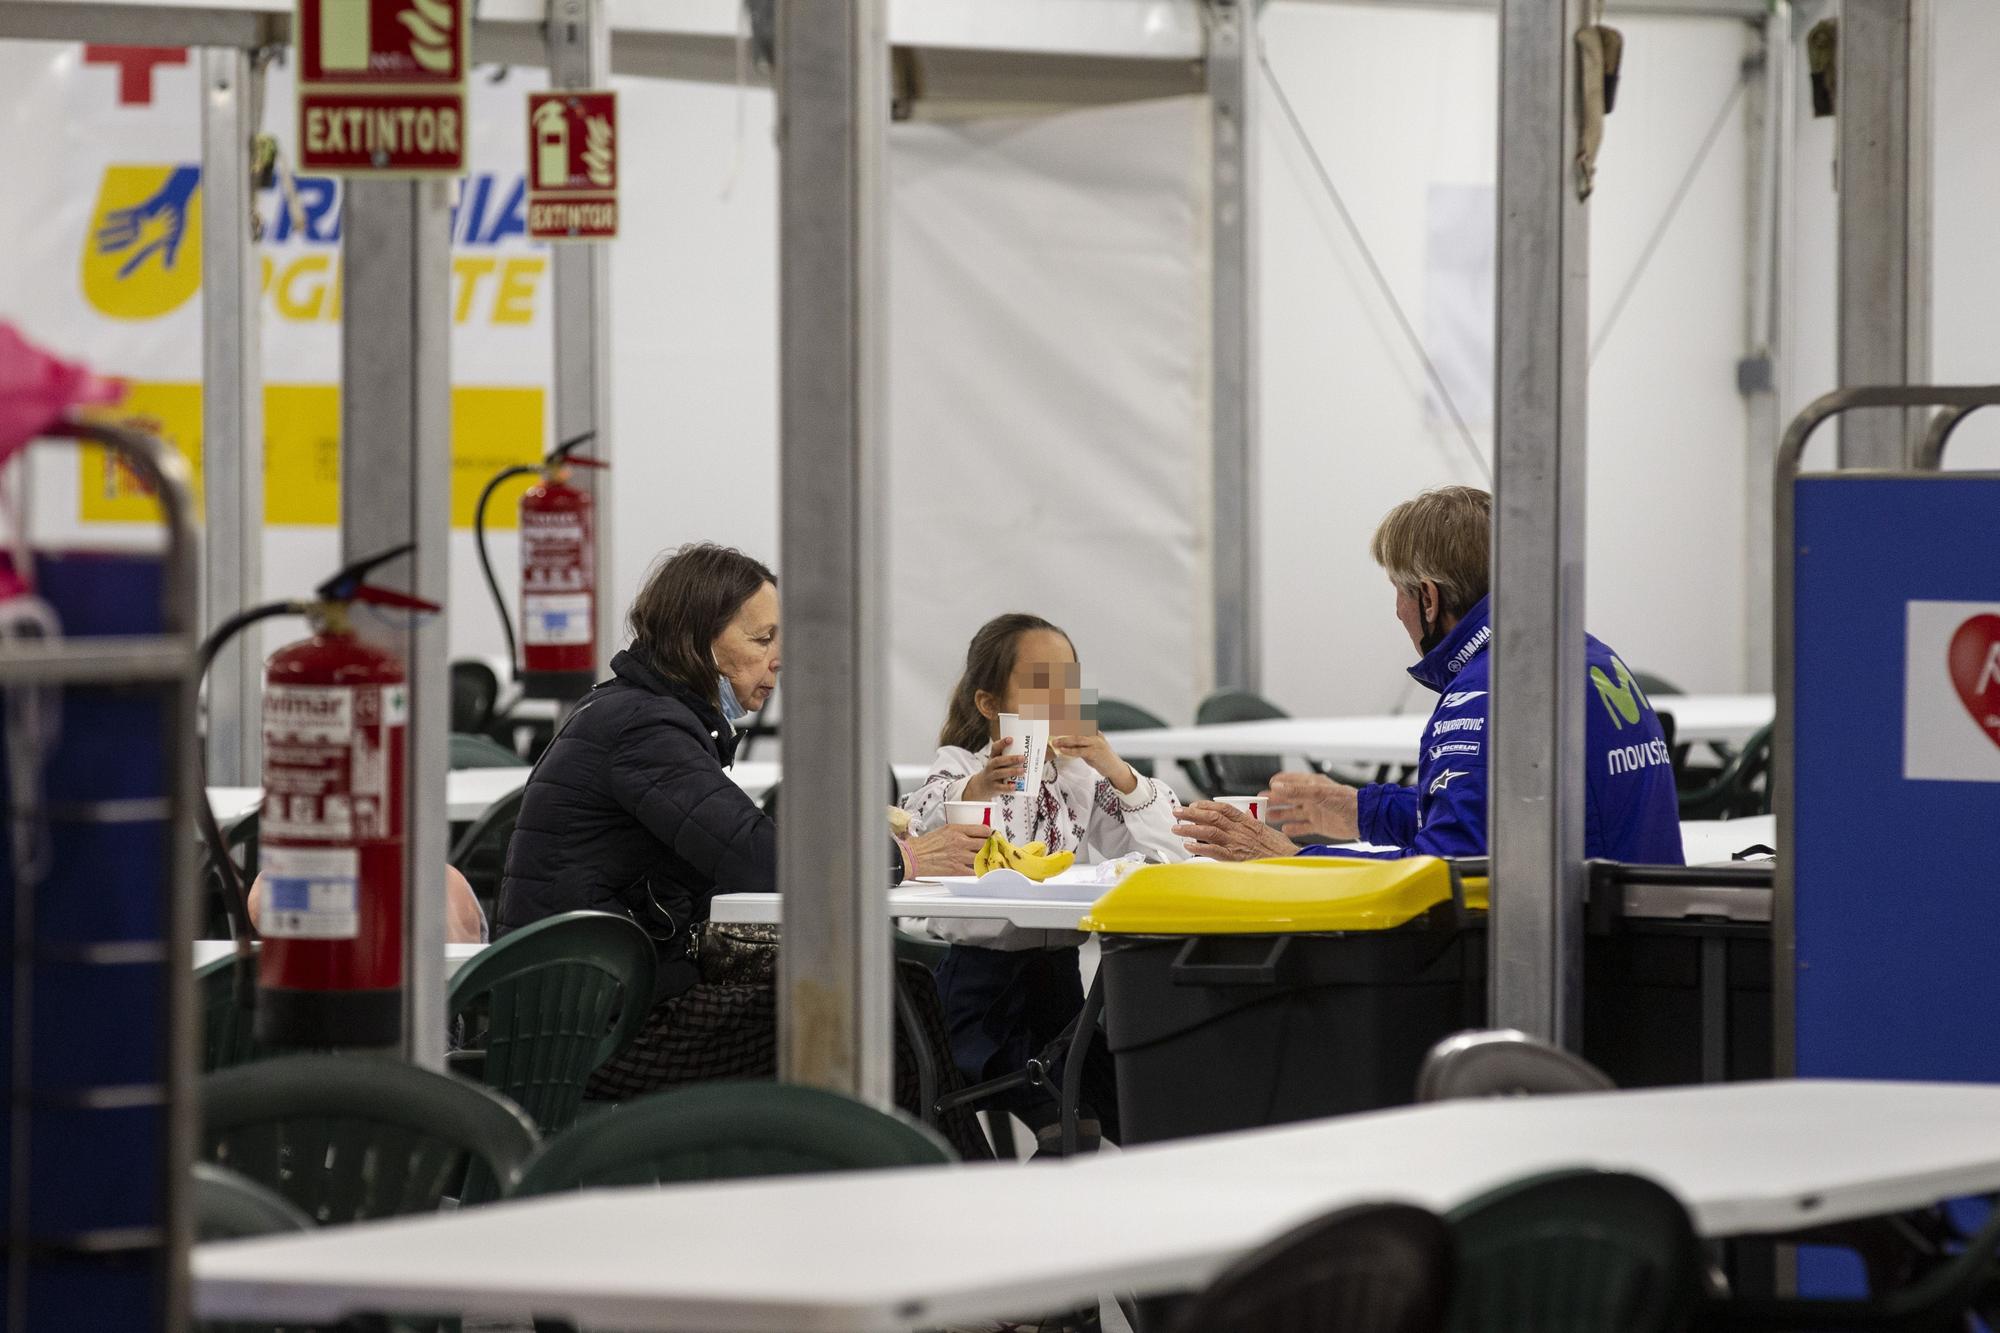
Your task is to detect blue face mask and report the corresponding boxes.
[717,674,751,726]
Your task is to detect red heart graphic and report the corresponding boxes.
[1948,614,2000,750]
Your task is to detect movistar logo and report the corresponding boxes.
[1590,657,1650,730]
[1441,690,1485,709]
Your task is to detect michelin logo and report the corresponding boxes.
[1441,690,1485,709]
[1430,741,1482,761]
[1607,737,1672,776]
[1432,716,1484,736]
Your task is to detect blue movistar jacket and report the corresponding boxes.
[1299,596,1685,864]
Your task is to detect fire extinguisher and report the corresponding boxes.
[474,431,603,700]
[194,545,440,1049]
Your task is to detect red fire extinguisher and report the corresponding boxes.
[194,545,440,1049]
[475,432,603,700]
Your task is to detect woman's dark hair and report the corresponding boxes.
[939,613,1073,751]
[628,542,777,706]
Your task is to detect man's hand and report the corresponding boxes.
[1173,801,1296,862]
[1264,771,1360,840]
[906,823,990,877]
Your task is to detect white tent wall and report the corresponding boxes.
[1256,2,1756,719]
[885,96,1209,761]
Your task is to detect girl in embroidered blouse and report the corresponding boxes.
[903,613,1184,1153]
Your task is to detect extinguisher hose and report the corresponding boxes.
[194,599,307,1010]
[473,465,543,682]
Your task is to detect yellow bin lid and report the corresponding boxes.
[1081,856,1462,935]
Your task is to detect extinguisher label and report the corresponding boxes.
[259,845,360,939]
[524,592,593,646]
[264,684,403,842]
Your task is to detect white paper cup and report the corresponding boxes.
[943,801,998,828]
[1217,795,1264,822]
[996,713,1050,795]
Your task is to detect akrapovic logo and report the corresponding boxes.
[1432,716,1484,736]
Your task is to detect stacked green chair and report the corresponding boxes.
[1168,1202,1453,1333]
[512,1080,953,1195]
[201,1054,541,1224]
[450,731,527,770]
[445,911,655,1138]
[1447,1169,1706,1333]
[193,1162,316,1333]
[196,952,268,1073]
[447,784,526,916]
[1677,723,1774,824]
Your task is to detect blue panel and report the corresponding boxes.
[1792,475,2000,1082]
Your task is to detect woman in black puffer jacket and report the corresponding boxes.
[497,542,986,1097]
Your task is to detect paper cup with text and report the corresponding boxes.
[996,712,1050,796]
[1217,795,1264,823]
[943,801,998,828]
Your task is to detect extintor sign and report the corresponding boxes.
[296,0,469,175]
[526,90,618,241]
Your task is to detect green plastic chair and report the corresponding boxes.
[199,806,259,940]
[450,731,526,770]
[1677,723,1773,824]
[445,911,656,1138]
[1446,1169,1705,1333]
[196,951,269,1073]
[201,1053,541,1225]
[511,1080,954,1196]
[1194,688,1373,795]
[448,784,525,915]
[1168,1201,1454,1333]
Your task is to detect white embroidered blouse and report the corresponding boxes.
[901,742,1185,949]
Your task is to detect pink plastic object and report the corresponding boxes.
[0,323,125,463]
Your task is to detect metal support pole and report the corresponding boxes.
[1836,0,1931,468]
[340,181,453,1070]
[545,0,616,674]
[1489,0,1590,1045]
[1742,5,1792,691]
[199,46,263,786]
[1208,0,1260,693]
[774,0,892,1106]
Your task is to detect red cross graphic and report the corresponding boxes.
[83,45,188,106]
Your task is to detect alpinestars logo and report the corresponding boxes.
[1441,690,1485,709]
[1428,768,1469,794]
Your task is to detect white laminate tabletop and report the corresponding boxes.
[710,885,1102,932]
[195,1079,2000,1331]
[209,763,934,828]
[1679,814,1777,865]
[1109,694,1773,768]
[191,941,487,975]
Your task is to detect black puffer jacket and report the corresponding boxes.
[497,649,899,1001]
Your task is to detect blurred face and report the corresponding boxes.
[976,629,1088,734]
[712,582,780,711]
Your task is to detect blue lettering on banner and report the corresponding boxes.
[259,172,535,247]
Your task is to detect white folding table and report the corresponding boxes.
[1109,693,1773,770]
[193,1080,2000,1331]
[711,886,1100,932]
[190,940,486,976]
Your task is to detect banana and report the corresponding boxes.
[973,833,1074,882]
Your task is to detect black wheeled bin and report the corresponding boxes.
[1581,861,1774,1087]
[1084,857,1487,1144]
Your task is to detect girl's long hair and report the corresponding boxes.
[939,613,1071,751]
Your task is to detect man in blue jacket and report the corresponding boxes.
[1176,486,1684,864]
